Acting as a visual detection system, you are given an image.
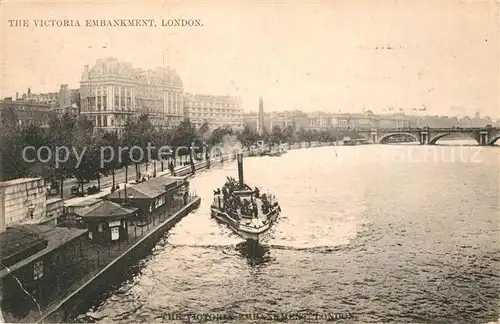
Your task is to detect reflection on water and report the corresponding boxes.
[74,144,499,324]
[235,241,272,267]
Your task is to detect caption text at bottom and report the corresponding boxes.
[160,312,358,321]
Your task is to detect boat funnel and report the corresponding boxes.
[237,153,244,189]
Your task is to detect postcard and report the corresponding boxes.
[0,1,499,323]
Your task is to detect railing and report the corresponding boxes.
[365,127,498,132]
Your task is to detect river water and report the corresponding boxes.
[75,141,499,324]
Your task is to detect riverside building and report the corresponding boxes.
[80,57,184,133]
[243,110,410,132]
[0,98,53,128]
[183,93,243,129]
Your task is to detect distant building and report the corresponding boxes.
[243,109,410,132]
[183,93,243,129]
[242,112,257,131]
[0,99,53,128]
[308,111,333,129]
[1,85,81,125]
[80,57,184,133]
[54,85,80,116]
[19,87,58,107]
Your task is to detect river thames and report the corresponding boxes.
[75,142,499,323]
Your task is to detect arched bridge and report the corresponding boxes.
[358,126,500,145]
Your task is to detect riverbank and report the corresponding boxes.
[8,195,201,324]
[9,141,335,323]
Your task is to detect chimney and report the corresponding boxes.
[237,153,244,189]
[15,92,18,101]
[82,65,89,81]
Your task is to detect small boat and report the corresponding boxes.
[342,136,356,146]
[268,146,283,157]
[355,138,370,145]
[211,154,281,243]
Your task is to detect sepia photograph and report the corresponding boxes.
[0,1,499,323]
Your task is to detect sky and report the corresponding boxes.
[1,0,499,117]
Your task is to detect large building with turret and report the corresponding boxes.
[80,57,184,132]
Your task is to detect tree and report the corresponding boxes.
[297,127,306,143]
[270,125,282,145]
[0,107,26,181]
[198,121,210,139]
[173,118,198,167]
[44,112,78,196]
[99,131,121,189]
[70,115,98,193]
[304,130,313,146]
[19,124,46,178]
[238,125,259,148]
[121,114,154,181]
[120,117,135,183]
[154,127,174,171]
[282,125,295,144]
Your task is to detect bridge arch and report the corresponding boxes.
[488,135,500,145]
[378,132,419,144]
[428,132,479,145]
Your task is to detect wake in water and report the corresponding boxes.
[165,241,352,254]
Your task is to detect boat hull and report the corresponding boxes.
[211,207,279,243]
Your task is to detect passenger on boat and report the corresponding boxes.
[240,199,247,214]
[262,203,269,215]
[222,187,229,199]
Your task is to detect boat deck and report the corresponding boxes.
[231,195,278,227]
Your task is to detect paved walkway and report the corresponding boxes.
[63,166,184,207]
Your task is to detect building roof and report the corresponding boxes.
[107,177,179,200]
[0,100,53,109]
[0,225,48,267]
[87,58,183,88]
[0,177,42,187]
[83,200,138,218]
[0,225,88,279]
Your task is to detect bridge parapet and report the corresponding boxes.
[356,127,500,145]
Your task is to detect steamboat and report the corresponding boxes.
[211,154,281,243]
